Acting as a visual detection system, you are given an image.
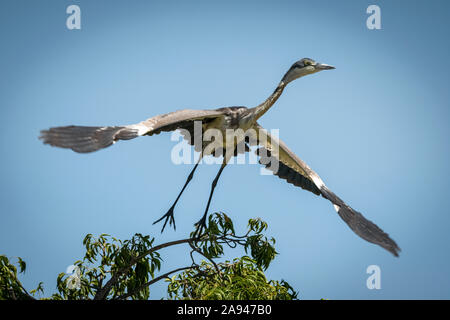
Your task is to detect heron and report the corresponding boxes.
[39,58,400,256]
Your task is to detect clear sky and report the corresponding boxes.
[1,0,449,299]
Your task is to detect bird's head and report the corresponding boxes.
[281,58,335,84]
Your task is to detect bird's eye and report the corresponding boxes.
[304,60,312,66]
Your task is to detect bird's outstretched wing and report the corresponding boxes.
[253,123,400,257]
[39,109,224,153]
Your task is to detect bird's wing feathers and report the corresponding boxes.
[39,109,224,153]
[253,123,400,256]
[40,110,401,256]
[134,109,225,136]
[253,123,321,195]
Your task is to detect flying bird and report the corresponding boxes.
[39,58,400,256]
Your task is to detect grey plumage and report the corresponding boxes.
[254,124,400,256]
[39,58,400,257]
[257,147,321,195]
[320,186,400,256]
[39,125,136,153]
[39,109,225,153]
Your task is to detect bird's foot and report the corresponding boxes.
[153,206,176,233]
[192,215,208,239]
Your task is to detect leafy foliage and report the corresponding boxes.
[52,233,161,300]
[0,213,298,300]
[167,257,297,300]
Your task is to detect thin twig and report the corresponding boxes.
[188,242,222,276]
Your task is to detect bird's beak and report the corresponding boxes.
[315,63,335,70]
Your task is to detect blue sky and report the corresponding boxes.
[1,0,449,299]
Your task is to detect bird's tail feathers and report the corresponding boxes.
[39,125,140,153]
[320,186,401,257]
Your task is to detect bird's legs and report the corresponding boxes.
[153,154,203,232]
[193,160,228,238]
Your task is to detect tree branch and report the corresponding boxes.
[93,238,193,300]
[94,228,253,299]
[188,242,221,276]
[114,266,196,300]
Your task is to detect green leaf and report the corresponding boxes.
[17,257,26,274]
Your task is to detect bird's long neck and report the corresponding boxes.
[252,81,287,122]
